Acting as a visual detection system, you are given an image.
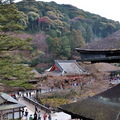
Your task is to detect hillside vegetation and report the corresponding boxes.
[0,2,35,89]
[1,0,120,91]
[16,0,120,61]
[1,0,120,77]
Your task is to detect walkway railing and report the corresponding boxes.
[23,96,51,113]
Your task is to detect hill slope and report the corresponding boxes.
[11,1,120,69]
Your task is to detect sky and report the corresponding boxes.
[15,0,120,22]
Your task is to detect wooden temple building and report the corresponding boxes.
[76,30,120,63]
[44,60,87,76]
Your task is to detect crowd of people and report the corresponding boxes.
[21,108,52,120]
[9,90,54,120]
[110,74,120,81]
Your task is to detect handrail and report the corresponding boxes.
[23,96,51,113]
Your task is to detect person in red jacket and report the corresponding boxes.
[43,112,47,120]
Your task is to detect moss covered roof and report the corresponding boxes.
[59,84,120,120]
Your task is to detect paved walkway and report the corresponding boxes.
[18,97,71,120]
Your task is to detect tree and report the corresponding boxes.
[70,29,85,49]
[0,3,28,31]
[68,29,85,57]
[83,23,93,43]
[0,3,34,87]
[46,36,54,53]
[60,36,71,58]
[46,36,61,57]
[47,29,57,37]
[38,16,51,31]
[27,11,40,32]
[52,37,61,58]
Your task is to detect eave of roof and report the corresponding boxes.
[0,103,25,111]
[55,60,65,72]
[76,56,120,63]
[76,48,120,53]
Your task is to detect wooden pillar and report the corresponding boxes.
[13,109,14,120]
[6,113,8,120]
[0,110,2,120]
[19,108,21,119]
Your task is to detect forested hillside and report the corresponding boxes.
[0,0,119,89]
[16,0,120,61]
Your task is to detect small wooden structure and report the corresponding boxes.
[0,93,25,120]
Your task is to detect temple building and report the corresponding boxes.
[44,60,87,76]
[76,30,120,63]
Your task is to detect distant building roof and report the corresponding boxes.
[45,60,87,76]
[59,84,120,120]
[0,93,25,111]
[76,30,120,63]
[93,63,120,72]
[78,30,120,50]
[55,60,86,74]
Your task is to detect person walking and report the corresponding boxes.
[35,106,38,112]
[29,114,33,120]
[37,111,41,120]
[29,92,31,97]
[43,112,47,120]
[48,113,52,120]
[33,112,37,120]
[26,92,28,97]
[25,109,28,119]
[21,108,24,117]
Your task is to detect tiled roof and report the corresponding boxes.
[0,93,18,104]
[59,84,120,120]
[55,60,86,75]
[0,93,25,110]
[78,30,120,50]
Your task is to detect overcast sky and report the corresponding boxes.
[15,0,120,22]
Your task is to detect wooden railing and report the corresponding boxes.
[23,96,51,113]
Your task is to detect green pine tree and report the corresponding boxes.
[0,2,34,88]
